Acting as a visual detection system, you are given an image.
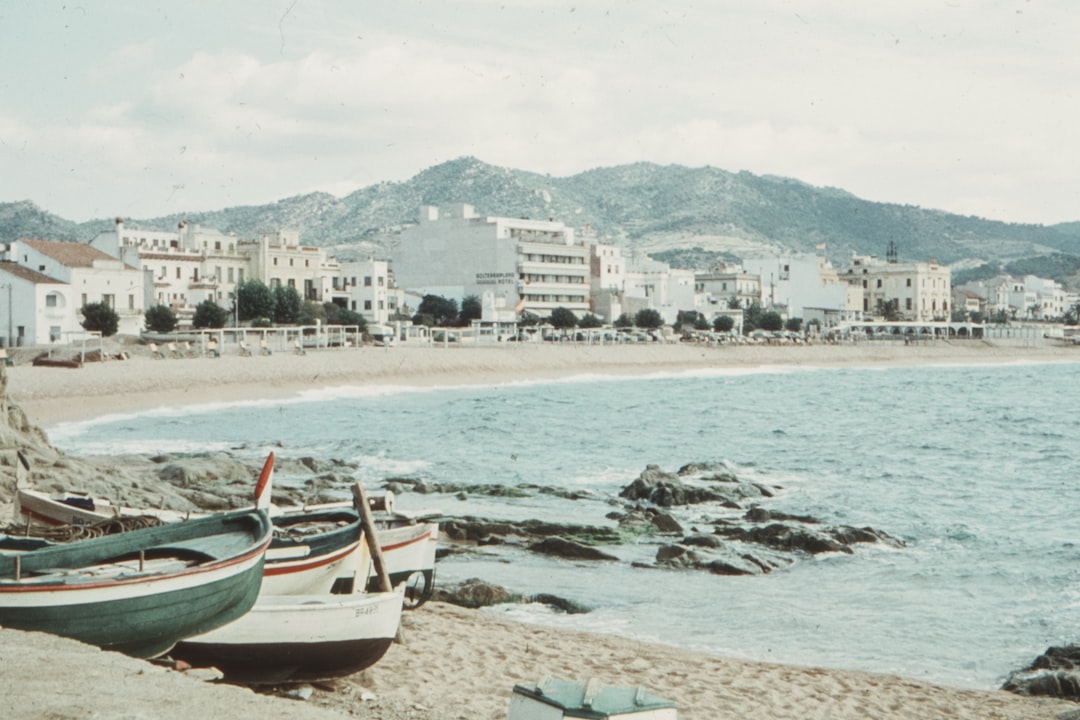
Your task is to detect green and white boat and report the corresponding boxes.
[0,507,273,659]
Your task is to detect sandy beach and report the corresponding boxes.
[3,340,1079,719]
[9,340,1080,427]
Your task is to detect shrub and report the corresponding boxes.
[81,302,119,337]
[144,305,177,334]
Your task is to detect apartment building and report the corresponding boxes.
[334,257,403,326]
[392,205,591,319]
[843,255,951,321]
[0,261,68,346]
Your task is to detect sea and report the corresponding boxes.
[46,359,1080,690]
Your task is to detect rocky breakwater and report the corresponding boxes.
[618,462,905,576]
[390,460,904,611]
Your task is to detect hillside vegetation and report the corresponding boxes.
[4,157,1080,284]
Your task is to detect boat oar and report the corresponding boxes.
[352,482,405,644]
[351,482,394,593]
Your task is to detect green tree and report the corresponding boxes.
[614,312,634,329]
[759,311,784,331]
[144,305,177,334]
[727,296,742,310]
[578,313,603,329]
[741,302,763,334]
[460,295,482,324]
[875,298,902,321]
[634,308,664,329]
[784,317,803,333]
[273,284,303,324]
[518,311,542,327]
[549,307,578,329]
[81,302,119,337]
[693,315,711,331]
[674,310,699,331]
[192,299,228,329]
[234,280,274,322]
[713,315,735,333]
[416,295,458,326]
[325,302,368,332]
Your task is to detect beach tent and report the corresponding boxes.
[508,678,677,720]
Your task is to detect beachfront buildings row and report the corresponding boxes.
[4,201,1072,347]
[0,220,395,346]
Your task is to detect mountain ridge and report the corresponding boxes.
[3,157,1078,278]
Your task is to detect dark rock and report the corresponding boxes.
[433,578,520,608]
[718,523,853,555]
[1003,669,1080,700]
[682,534,724,549]
[830,525,906,548]
[649,511,683,533]
[529,593,591,614]
[745,506,820,524]
[528,537,619,561]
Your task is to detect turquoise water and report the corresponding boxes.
[48,361,1080,689]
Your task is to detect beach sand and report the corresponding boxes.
[3,340,1078,719]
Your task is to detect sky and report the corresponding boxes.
[1,1,1077,225]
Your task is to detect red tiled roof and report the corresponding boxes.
[0,261,64,284]
[20,239,118,268]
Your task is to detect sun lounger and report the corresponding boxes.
[0,349,11,367]
[168,341,181,359]
[293,339,307,356]
[150,343,165,359]
[206,340,220,358]
[238,340,253,357]
[259,338,272,356]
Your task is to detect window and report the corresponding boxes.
[45,294,58,308]
[102,294,115,308]
[377,277,384,287]
[228,268,234,282]
[289,258,294,267]
[49,326,61,342]
[128,294,135,310]
[364,300,372,310]
[273,258,278,266]
[906,278,912,287]
[176,267,181,279]
[876,279,882,288]
[161,266,166,278]
[81,293,87,306]
[364,276,372,287]
[906,298,912,310]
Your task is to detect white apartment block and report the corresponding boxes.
[92,220,344,325]
[393,205,591,320]
[959,274,1067,320]
[91,219,247,312]
[842,255,951,321]
[334,258,401,326]
[4,239,147,337]
[741,254,858,320]
[694,266,763,315]
[622,255,695,325]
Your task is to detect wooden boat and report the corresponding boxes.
[17,487,438,605]
[15,456,365,597]
[171,584,403,683]
[0,507,272,659]
[170,483,404,684]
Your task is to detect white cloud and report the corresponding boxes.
[1,1,1079,223]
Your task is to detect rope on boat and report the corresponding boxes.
[1,515,165,542]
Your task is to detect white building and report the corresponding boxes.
[0,261,70,346]
[393,205,591,320]
[741,254,859,322]
[622,254,695,325]
[842,255,951,321]
[9,239,147,337]
[334,258,401,326]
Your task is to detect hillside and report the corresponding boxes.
[3,157,1080,275]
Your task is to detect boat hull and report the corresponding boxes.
[0,510,271,658]
[173,589,403,683]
